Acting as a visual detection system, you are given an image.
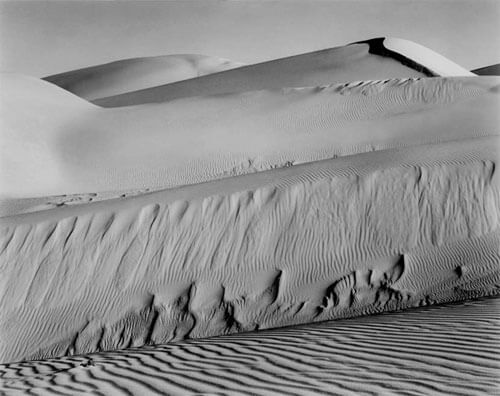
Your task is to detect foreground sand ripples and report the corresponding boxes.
[1,296,498,395]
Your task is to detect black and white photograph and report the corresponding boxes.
[0,0,499,395]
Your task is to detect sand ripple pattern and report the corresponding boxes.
[1,297,498,396]
[1,137,499,363]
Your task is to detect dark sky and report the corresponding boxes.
[1,0,499,76]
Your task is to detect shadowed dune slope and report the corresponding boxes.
[0,135,499,363]
[92,37,474,107]
[0,289,498,395]
[472,63,500,76]
[1,73,498,203]
[44,54,245,101]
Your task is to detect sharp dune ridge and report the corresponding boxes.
[355,37,476,77]
[1,297,498,396]
[44,54,246,101]
[90,37,474,107]
[472,63,500,76]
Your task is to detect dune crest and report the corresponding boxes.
[44,54,245,101]
[355,37,476,77]
[472,63,500,76]
[91,37,467,107]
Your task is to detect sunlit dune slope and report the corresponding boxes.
[92,37,474,107]
[1,73,498,202]
[44,54,245,101]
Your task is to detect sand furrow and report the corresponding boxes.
[1,297,497,396]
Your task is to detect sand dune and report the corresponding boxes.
[92,37,474,107]
[380,38,476,76]
[1,74,498,204]
[0,37,498,372]
[1,296,498,395]
[44,54,245,101]
[1,135,498,363]
[472,63,500,76]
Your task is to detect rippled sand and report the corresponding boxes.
[1,297,498,396]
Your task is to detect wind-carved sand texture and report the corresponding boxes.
[1,297,498,396]
[1,137,499,363]
[0,38,499,366]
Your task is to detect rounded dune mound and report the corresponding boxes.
[44,54,245,101]
[0,73,95,199]
[92,37,474,107]
[0,72,93,110]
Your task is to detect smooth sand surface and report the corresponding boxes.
[92,37,474,107]
[1,296,498,396]
[44,54,245,101]
[1,74,498,204]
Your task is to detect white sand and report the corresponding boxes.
[1,297,498,395]
[92,37,474,107]
[44,54,245,101]
[1,74,498,204]
[382,38,475,77]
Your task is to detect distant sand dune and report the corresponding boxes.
[92,37,474,107]
[44,54,245,101]
[1,74,498,203]
[1,296,498,396]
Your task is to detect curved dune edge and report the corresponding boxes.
[0,296,498,395]
[1,135,498,363]
[2,75,499,206]
[44,54,246,101]
[355,37,476,77]
[91,37,454,107]
[472,63,500,76]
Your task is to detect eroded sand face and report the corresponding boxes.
[1,137,498,363]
